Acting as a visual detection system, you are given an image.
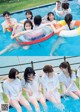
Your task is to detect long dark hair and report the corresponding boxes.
[64,14,73,30]
[47,12,55,21]
[59,62,72,77]
[24,67,35,83]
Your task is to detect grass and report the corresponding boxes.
[2,77,80,103]
[0,0,57,14]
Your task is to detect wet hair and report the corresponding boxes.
[64,14,73,30]
[43,65,54,73]
[8,68,19,79]
[24,20,33,30]
[59,62,72,78]
[34,15,42,26]
[47,12,55,21]
[24,67,35,83]
[25,10,33,20]
[62,3,69,10]
[3,11,10,17]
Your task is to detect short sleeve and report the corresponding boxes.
[71,72,76,81]
[18,79,22,91]
[3,82,10,96]
[77,68,80,77]
[55,75,60,89]
[0,83,3,93]
[12,18,17,23]
[1,21,6,32]
[58,73,64,83]
[21,79,26,88]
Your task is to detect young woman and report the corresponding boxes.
[20,10,33,24]
[77,66,80,87]
[55,3,71,18]
[47,12,56,23]
[1,11,17,33]
[59,62,80,99]
[22,67,47,112]
[42,65,65,110]
[0,83,4,103]
[3,68,32,112]
[11,20,33,39]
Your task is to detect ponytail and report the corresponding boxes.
[64,14,73,30]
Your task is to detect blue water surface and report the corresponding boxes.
[9,97,80,112]
[0,0,80,56]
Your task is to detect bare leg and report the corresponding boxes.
[29,97,40,112]
[68,91,79,99]
[19,96,32,112]
[10,100,22,112]
[47,95,57,104]
[38,94,47,111]
[74,90,80,97]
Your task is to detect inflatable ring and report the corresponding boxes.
[13,25,54,45]
[54,20,80,37]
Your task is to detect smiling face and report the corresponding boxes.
[25,22,32,30]
[4,14,10,21]
[28,73,35,81]
[48,13,55,21]
[26,13,32,20]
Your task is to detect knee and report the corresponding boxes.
[16,105,22,112]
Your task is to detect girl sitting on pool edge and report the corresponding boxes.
[41,65,65,111]
[59,62,80,99]
[22,67,47,112]
[3,68,32,112]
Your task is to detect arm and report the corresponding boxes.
[17,90,22,101]
[66,80,74,92]
[23,87,33,96]
[50,23,65,33]
[11,30,32,39]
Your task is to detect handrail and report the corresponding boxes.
[0,56,80,76]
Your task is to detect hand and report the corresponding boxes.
[64,90,68,95]
[49,89,54,95]
[17,96,20,102]
[8,99,11,105]
[28,90,33,96]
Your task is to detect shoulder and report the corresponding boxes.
[16,78,21,83]
[11,18,17,22]
[1,21,6,26]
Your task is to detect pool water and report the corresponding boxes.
[0,0,80,56]
[9,97,80,112]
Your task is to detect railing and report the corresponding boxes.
[0,56,80,77]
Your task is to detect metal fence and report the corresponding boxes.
[0,56,80,76]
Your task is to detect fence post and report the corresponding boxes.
[64,56,66,62]
[31,61,34,69]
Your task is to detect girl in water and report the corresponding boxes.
[50,14,79,55]
[59,62,80,99]
[11,20,33,39]
[22,67,47,112]
[3,68,32,112]
[20,10,33,24]
[2,11,17,33]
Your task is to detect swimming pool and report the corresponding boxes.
[0,0,80,56]
[9,97,80,112]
